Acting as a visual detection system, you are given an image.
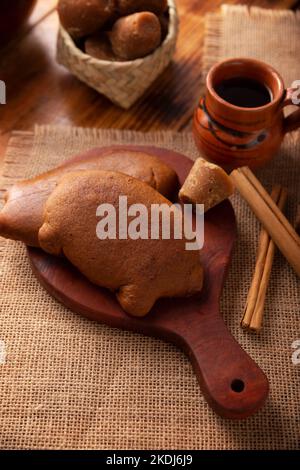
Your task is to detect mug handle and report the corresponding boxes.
[283,87,300,134]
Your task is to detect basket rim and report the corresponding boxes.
[58,0,178,68]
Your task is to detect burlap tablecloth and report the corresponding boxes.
[0,5,299,449]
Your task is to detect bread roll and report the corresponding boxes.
[117,0,167,15]
[109,12,161,60]
[38,170,203,316]
[0,149,178,247]
[179,158,234,212]
[57,0,116,38]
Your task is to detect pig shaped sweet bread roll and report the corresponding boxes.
[0,149,178,247]
[38,170,203,316]
[117,0,168,15]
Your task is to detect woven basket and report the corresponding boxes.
[56,0,178,109]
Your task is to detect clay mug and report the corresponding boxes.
[193,58,300,170]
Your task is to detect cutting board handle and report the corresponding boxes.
[181,306,269,419]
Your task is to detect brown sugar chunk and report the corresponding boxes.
[296,205,300,235]
[117,0,167,16]
[38,170,203,316]
[85,32,118,61]
[0,149,178,247]
[109,12,161,60]
[57,0,116,38]
[179,158,234,212]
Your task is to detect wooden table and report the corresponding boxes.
[0,0,299,165]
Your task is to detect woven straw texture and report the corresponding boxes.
[56,0,178,109]
[0,5,299,450]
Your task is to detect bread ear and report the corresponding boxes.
[117,283,157,317]
[38,222,62,256]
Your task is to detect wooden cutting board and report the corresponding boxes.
[27,145,269,419]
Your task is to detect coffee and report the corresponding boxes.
[215,77,272,108]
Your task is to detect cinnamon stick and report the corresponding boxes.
[230,168,300,277]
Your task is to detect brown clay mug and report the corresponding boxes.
[193,58,300,170]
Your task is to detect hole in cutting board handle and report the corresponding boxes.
[231,379,245,393]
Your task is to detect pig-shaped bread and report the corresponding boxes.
[85,32,119,61]
[38,170,203,316]
[0,148,178,247]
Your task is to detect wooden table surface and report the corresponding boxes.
[0,0,299,166]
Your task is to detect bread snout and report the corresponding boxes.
[38,222,62,257]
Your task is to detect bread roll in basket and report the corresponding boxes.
[56,0,178,109]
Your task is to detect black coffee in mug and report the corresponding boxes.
[215,77,272,108]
